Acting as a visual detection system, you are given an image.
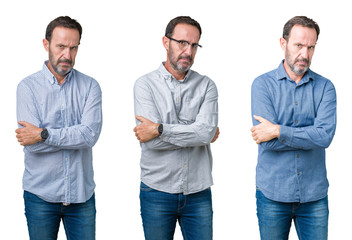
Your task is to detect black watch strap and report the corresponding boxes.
[41,128,49,140]
[158,124,163,136]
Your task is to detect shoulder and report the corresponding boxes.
[17,70,43,91]
[189,69,216,88]
[70,69,101,95]
[135,68,160,85]
[134,68,162,93]
[252,68,277,89]
[309,69,334,88]
[71,69,99,85]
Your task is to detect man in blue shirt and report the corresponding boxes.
[251,16,336,240]
[15,16,102,240]
[134,16,219,240]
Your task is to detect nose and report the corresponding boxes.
[183,44,194,55]
[62,47,71,59]
[300,47,309,58]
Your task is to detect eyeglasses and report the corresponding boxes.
[167,36,202,50]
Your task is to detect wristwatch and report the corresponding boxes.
[158,124,163,136]
[41,128,49,140]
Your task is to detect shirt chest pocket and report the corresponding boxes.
[178,96,203,122]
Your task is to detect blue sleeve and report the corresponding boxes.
[251,77,297,151]
[45,80,102,149]
[279,81,336,150]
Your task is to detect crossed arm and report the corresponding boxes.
[16,81,102,152]
[133,115,220,143]
[250,78,336,150]
[133,78,219,148]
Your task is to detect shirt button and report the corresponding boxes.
[282,140,286,143]
[297,154,300,158]
[297,172,301,175]
[295,120,299,123]
[295,102,299,105]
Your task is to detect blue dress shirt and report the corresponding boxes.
[251,61,336,203]
[17,62,102,203]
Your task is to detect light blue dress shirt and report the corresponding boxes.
[251,60,336,203]
[134,63,218,195]
[17,62,102,203]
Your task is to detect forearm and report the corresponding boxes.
[23,141,61,153]
[279,124,335,150]
[46,123,102,149]
[161,121,218,147]
[142,137,183,150]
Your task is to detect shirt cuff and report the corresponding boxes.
[160,124,172,142]
[278,125,293,146]
[45,128,56,145]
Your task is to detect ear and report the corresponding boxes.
[43,38,49,52]
[162,36,169,51]
[280,37,286,51]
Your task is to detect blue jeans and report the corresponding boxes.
[256,190,328,240]
[24,191,96,240]
[140,182,213,240]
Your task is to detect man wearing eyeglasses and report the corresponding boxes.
[251,16,336,239]
[133,16,219,240]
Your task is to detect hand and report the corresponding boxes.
[250,115,280,144]
[134,116,160,143]
[15,121,43,146]
[211,127,220,143]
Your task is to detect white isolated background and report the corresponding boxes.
[1,0,350,239]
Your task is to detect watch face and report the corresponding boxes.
[41,129,49,139]
[158,124,163,135]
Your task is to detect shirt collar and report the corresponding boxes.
[42,60,74,85]
[159,62,192,82]
[276,60,314,85]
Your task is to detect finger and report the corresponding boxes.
[18,121,27,127]
[135,115,145,122]
[253,115,264,122]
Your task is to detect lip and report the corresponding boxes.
[179,58,191,63]
[59,62,71,67]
